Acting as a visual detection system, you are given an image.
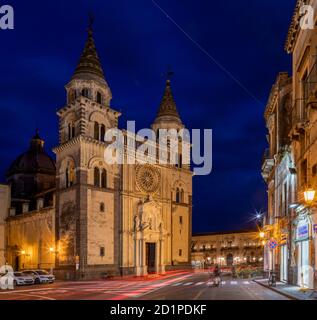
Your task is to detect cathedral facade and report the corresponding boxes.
[0,25,192,280]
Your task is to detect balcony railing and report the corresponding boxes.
[303,59,317,106]
[261,148,274,181]
[289,99,309,138]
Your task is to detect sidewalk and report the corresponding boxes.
[254,278,317,300]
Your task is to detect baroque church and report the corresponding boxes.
[0,24,192,279]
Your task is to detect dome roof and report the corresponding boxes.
[7,131,56,177]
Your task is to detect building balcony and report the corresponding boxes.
[261,148,274,181]
[289,100,309,140]
[304,60,317,109]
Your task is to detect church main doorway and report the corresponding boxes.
[146,243,156,273]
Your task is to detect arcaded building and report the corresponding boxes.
[191,230,263,267]
[0,24,192,279]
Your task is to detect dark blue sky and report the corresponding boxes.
[0,0,295,232]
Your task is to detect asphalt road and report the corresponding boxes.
[0,271,288,300]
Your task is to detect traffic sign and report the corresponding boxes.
[268,238,278,250]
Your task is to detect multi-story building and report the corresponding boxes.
[262,73,293,283]
[191,230,263,267]
[0,23,193,279]
[263,0,317,289]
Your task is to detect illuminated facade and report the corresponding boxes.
[191,230,263,267]
[262,0,317,289]
[0,24,192,279]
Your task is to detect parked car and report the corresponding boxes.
[13,272,34,286]
[23,270,55,284]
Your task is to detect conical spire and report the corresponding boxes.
[155,79,181,120]
[72,17,105,81]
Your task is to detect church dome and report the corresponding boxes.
[7,131,56,177]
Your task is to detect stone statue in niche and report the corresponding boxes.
[133,196,163,233]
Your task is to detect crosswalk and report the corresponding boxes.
[171,280,251,287]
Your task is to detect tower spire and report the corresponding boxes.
[72,16,105,81]
[156,77,181,120]
[152,72,183,131]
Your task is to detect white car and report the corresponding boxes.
[23,270,55,284]
[13,272,35,286]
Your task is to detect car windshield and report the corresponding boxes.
[36,270,49,275]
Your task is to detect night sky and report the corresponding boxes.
[0,0,296,232]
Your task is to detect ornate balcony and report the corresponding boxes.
[261,148,274,181]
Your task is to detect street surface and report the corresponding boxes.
[0,270,288,300]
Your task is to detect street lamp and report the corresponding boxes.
[304,189,315,203]
[259,231,265,239]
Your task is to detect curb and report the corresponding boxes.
[253,279,299,300]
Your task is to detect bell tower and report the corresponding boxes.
[53,20,121,280]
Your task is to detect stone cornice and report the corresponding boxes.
[285,0,307,54]
[56,96,121,118]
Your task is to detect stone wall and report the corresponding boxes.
[0,184,10,266]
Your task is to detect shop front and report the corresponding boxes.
[295,221,313,289]
[280,243,288,282]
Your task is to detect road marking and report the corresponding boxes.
[183,282,193,286]
[243,281,250,285]
[0,287,57,294]
[193,289,205,300]
[230,281,238,285]
[171,282,182,286]
[195,282,204,286]
[15,292,56,300]
[221,281,226,285]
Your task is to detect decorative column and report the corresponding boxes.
[159,238,165,274]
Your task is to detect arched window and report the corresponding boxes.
[68,123,75,140]
[101,169,107,188]
[65,168,69,188]
[180,189,184,203]
[68,124,72,140]
[100,202,105,212]
[82,88,89,98]
[94,167,100,187]
[100,124,105,142]
[94,122,99,140]
[179,154,183,168]
[96,91,102,104]
[68,89,76,103]
[176,188,180,203]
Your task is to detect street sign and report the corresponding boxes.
[268,238,278,250]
